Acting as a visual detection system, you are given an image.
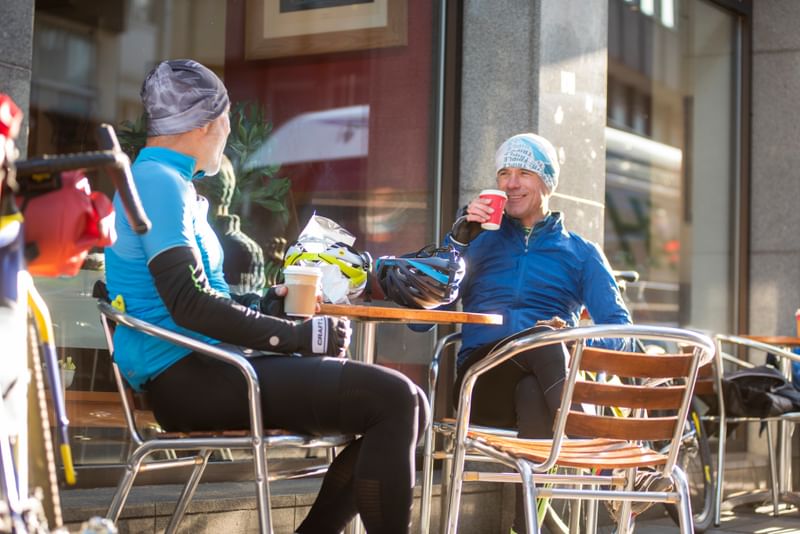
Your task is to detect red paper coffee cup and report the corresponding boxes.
[479,189,508,230]
[795,308,800,337]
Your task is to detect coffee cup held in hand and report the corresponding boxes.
[282,265,322,317]
[479,189,507,230]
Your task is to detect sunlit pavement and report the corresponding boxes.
[635,504,800,533]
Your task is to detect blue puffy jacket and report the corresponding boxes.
[445,211,631,367]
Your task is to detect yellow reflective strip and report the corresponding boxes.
[61,443,76,485]
[25,273,56,344]
[111,295,126,313]
[692,411,702,438]
[0,212,24,227]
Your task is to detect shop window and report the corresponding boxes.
[605,0,740,337]
[30,0,444,473]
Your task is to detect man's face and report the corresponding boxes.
[496,167,551,226]
[201,110,230,175]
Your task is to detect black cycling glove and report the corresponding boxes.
[295,316,352,358]
[449,205,483,246]
[259,286,287,317]
[232,286,289,318]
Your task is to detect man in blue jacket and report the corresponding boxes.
[445,132,632,533]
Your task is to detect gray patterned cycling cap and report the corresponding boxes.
[141,59,229,136]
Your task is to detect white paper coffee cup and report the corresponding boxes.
[283,265,322,317]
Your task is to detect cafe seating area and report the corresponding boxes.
[43,276,800,533]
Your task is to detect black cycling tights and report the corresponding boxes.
[454,325,568,534]
[147,351,429,534]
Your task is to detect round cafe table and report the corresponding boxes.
[318,303,502,534]
[741,335,800,348]
[318,302,503,365]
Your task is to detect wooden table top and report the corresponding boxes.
[318,303,503,325]
[741,335,800,347]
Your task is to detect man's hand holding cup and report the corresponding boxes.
[450,189,508,245]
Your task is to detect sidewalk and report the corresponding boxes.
[635,505,800,533]
[63,478,800,533]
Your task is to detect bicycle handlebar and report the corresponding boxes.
[14,124,151,235]
[612,270,640,284]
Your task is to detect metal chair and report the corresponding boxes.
[420,331,522,534]
[97,300,352,534]
[419,332,460,534]
[435,324,715,534]
[699,334,800,523]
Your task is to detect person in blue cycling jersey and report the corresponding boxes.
[105,59,428,534]
[445,132,631,533]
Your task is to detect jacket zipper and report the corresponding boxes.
[513,227,532,326]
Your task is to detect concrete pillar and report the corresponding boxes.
[749,1,800,337]
[0,0,34,157]
[459,0,608,243]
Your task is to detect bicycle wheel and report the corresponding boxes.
[544,497,588,534]
[542,467,596,534]
[663,399,714,533]
[27,319,63,530]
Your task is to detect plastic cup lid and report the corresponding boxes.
[283,265,323,277]
[480,189,507,198]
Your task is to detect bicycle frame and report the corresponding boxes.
[0,118,150,532]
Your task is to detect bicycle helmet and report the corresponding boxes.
[284,239,372,299]
[375,245,466,309]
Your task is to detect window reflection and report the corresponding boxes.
[253,105,370,166]
[30,0,442,470]
[606,0,739,333]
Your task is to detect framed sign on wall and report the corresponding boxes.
[245,0,407,60]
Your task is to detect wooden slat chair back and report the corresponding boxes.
[563,346,694,442]
[692,362,716,398]
[442,324,715,534]
[97,300,352,534]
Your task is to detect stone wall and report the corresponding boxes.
[459,0,609,243]
[749,1,800,338]
[0,0,34,157]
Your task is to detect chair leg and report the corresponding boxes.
[569,499,582,533]
[517,461,540,534]
[444,435,468,534]
[672,466,694,534]
[766,422,780,515]
[106,451,148,522]
[164,450,212,534]
[617,511,633,534]
[420,427,435,534]
[438,436,453,534]
[421,349,442,534]
[615,469,635,534]
[253,439,273,534]
[585,485,598,534]
[714,416,726,526]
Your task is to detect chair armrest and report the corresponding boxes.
[98,300,265,432]
[716,334,800,362]
[716,333,800,371]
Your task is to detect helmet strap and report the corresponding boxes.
[363,271,373,302]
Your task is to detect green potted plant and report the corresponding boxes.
[59,356,76,389]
